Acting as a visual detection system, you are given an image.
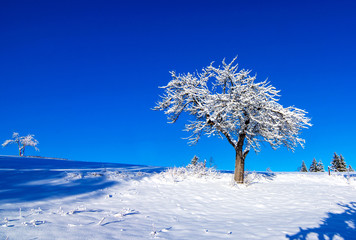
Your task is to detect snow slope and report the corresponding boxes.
[0,156,355,240]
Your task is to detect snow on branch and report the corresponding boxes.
[154,57,311,153]
[2,132,39,156]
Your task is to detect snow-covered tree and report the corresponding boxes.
[309,159,324,172]
[339,155,347,172]
[309,158,318,172]
[317,160,325,172]
[300,160,308,172]
[2,132,22,156]
[331,153,347,172]
[348,165,354,172]
[2,132,39,156]
[191,155,199,166]
[331,153,340,171]
[154,57,311,183]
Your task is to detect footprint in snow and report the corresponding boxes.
[23,220,46,226]
[150,227,172,237]
[114,208,139,218]
[1,218,15,227]
[161,227,172,232]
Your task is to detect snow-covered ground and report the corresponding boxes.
[0,156,355,240]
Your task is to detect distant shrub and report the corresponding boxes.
[162,156,219,182]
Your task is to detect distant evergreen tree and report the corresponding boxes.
[348,165,354,172]
[309,158,318,172]
[339,155,347,172]
[331,153,340,171]
[300,160,308,172]
[317,160,325,172]
[191,155,199,166]
[331,153,347,172]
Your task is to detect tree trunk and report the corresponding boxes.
[18,142,22,156]
[234,133,248,184]
[234,150,245,183]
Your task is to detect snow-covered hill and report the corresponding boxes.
[0,156,355,239]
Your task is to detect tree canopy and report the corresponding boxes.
[2,132,39,156]
[155,57,311,183]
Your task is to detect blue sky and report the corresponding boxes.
[1,0,355,171]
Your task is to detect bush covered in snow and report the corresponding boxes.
[162,156,219,182]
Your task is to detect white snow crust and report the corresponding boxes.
[0,157,355,239]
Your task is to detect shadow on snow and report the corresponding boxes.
[0,156,166,203]
[286,202,356,240]
[0,170,118,203]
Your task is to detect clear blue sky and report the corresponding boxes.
[1,0,355,171]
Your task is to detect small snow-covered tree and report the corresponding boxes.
[2,132,39,156]
[191,155,199,166]
[155,57,311,183]
[331,153,340,171]
[331,153,347,172]
[317,160,325,172]
[339,155,347,172]
[348,165,354,172]
[309,158,318,172]
[300,160,308,172]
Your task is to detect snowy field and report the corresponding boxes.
[0,156,355,240]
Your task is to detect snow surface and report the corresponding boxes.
[0,156,355,240]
